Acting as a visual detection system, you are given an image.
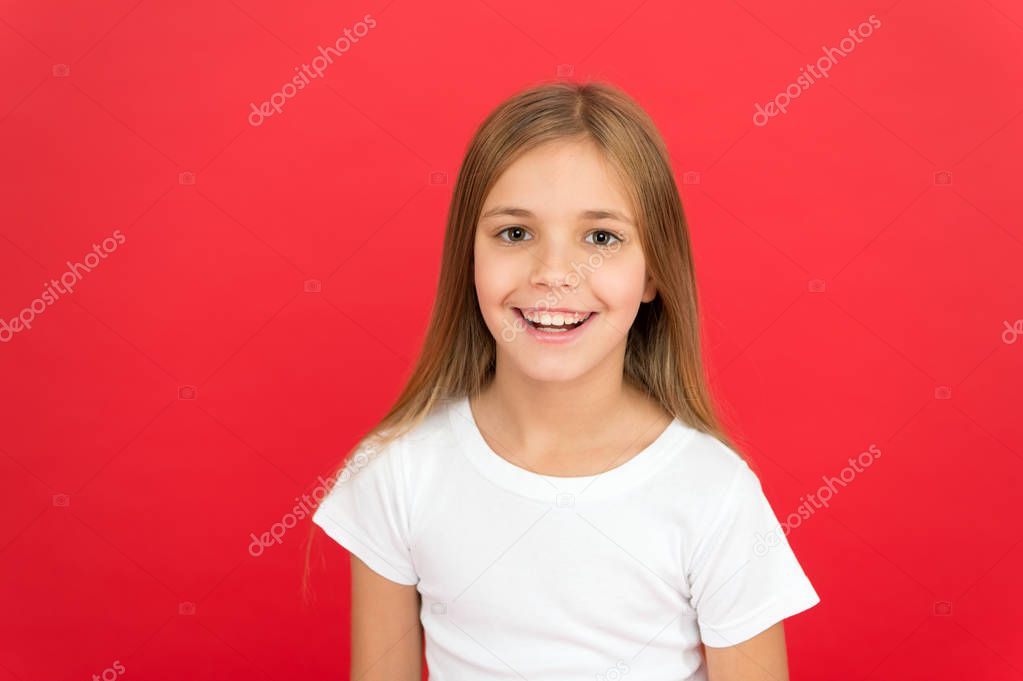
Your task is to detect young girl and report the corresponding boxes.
[309,81,820,680]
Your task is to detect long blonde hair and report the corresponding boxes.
[302,80,748,598]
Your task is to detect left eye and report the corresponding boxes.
[586,230,621,246]
[497,226,532,243]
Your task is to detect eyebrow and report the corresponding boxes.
[480,206,633,225]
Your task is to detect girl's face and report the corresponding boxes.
[474,138,657,384]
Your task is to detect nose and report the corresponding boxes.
[529,238,579,292]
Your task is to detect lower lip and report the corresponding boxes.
[514,308,598,344]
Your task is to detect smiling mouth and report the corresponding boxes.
[514,307,596,332]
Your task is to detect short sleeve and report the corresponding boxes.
[312,438,419,586]
[687,461,820,648]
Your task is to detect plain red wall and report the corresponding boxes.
[2,0,1022,679]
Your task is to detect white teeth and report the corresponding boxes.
[519,309,591,325]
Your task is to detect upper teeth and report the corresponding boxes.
[520,309,591,325]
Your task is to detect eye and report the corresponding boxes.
[497,226,532,243]
[585,230,623,247]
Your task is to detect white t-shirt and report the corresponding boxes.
[313,395,820,680]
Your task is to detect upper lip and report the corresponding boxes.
[515,307,594,314]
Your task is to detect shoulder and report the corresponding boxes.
[626,389,756,495]
[648,424,769,532]
[336,399,459,481]
[666,425,756,494]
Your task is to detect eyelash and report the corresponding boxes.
[496,226,624,247]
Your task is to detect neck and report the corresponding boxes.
[476,351,645,459]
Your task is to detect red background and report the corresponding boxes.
[2,0,1022,678]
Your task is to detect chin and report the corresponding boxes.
[513,355,591,383]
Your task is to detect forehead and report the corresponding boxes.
[482,139,633,219]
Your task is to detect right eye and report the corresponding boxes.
[497,226,532,243]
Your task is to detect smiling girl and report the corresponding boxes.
[309,81,820,680]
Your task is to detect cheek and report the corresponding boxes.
[473,245,520,305]
[589,253,648,307]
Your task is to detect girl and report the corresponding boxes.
[308,81,820,680]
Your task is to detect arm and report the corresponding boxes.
[704,622,789,681]
[349,555,423,681]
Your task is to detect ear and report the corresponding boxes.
[641,271,658,303]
